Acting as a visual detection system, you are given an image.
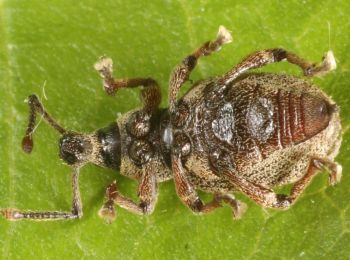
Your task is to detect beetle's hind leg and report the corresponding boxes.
[221,157,342,209]
[94,57,161,114]
[220,48,336,85]
[99,161,158,223]
[289,157,342,201]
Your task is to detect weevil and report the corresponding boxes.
[1,26,342,222]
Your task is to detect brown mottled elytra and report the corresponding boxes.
[1,26,342,222]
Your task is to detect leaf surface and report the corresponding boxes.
[0,0,349,258]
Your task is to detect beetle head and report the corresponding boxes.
[59,132,93,166]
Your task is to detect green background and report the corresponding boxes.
[0,0,349,259]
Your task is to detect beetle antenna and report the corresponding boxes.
[28,81,49,136]
[22,94,67,154]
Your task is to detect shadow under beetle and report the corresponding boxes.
[1,26,342,222]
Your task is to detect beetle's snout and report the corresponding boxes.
[59,133,92,165]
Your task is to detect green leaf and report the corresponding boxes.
[1,0,349,258]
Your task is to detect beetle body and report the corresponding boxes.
[115,73,341,195]
[116,109,172,182]
[175,73,341,192]
[1,26,342,221]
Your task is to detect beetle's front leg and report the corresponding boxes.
[168,26,232,111]
[1,168,83,221]
[99,161,158,223]
[94,57,161,114]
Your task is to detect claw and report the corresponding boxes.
[217,25,233,45]
[98,202,116,224]
[232,201,247,220]
[94,56,113,74]
[329,164,342,186]
[94,56,118,95]
[323,50,337,71]
[0,208,21,221]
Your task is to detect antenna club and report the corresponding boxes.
[22,135,33,154]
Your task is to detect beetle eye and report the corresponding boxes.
[60,150,78,165]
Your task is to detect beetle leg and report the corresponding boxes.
[172,155,246,218]
[94,57,161,114]
[313,157,342,186]
[168,26,232,112]
[213,194,247,219]
[222,170,292,209]
[1,167,83,221]
[289,157,342,201]
[223,157,341,209]
[172,154,211,213]
[98,161,158,223]
[221,48,336,85]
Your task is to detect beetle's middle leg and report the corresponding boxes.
[94,57,161,114]
[168,25,232,111]
[172,155,246,218]
[220,48,336,85]
[99,161,158,223]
